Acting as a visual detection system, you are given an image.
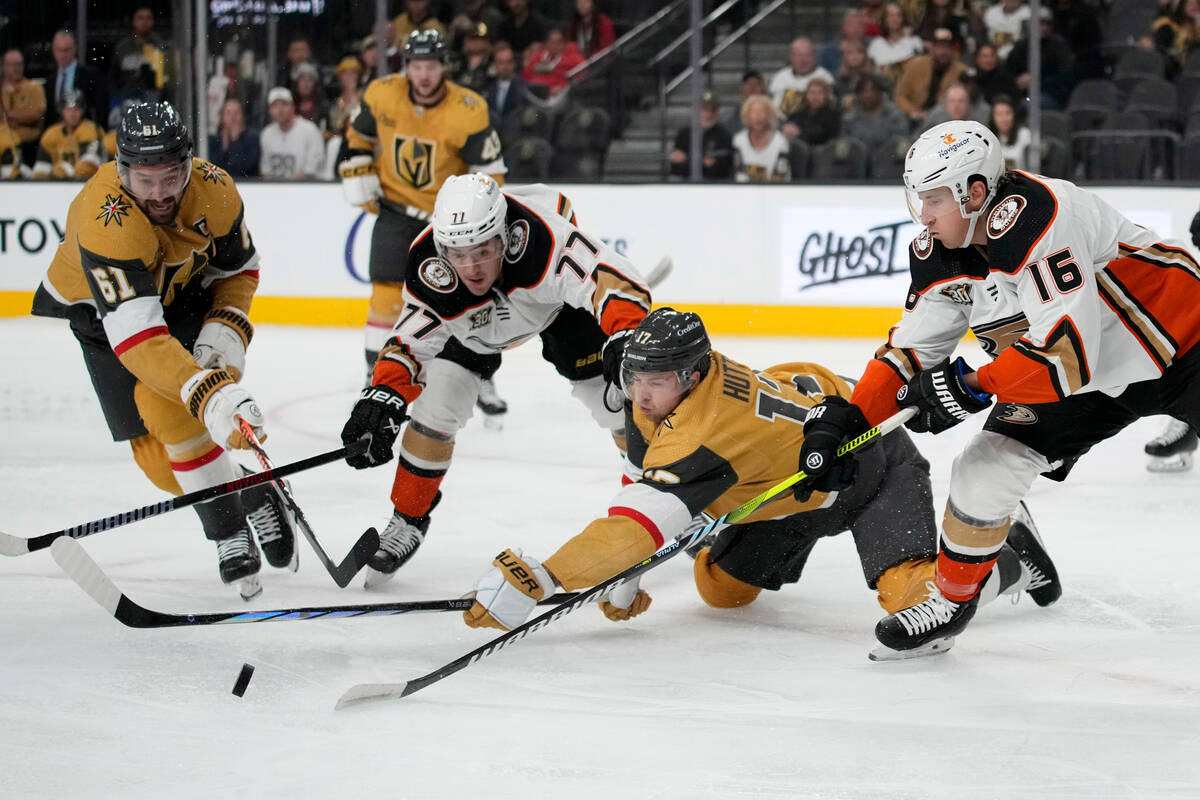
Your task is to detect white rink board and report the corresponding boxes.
[2,180,1197,306]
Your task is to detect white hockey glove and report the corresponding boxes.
[192,307,253,379]
[181,368,266,450]
[597,576,652,622]
[338,154,382,207]
[463,548,556,631]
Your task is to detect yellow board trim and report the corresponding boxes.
[2,290,901,338]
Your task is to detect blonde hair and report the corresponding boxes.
[740,93,777,128]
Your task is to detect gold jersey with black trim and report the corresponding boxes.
[346,75,506,214]
[34,119,105,179]
[31,158,260,402]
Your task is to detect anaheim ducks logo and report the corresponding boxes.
[394,135,437,189]
[96,193,131,227]
[913,228,934,260]
[996,403,1038,425]
[987,195,1026,239]
[505,219,530,262]
[939,282,973,305]
[418,256,458,292]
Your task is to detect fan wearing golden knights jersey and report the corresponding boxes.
[30,102,298,600]
[33,89,103,180]
[802,119,1200,658]
[339,173,652,587]
[459,309,1055,633]
[339,28,509,420]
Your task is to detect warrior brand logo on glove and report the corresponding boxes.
[805,452,825,470]
[896,385,909,402]
[931,372,970,420]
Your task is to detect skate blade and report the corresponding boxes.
[868,636,955,662]
[363,566,397,590]
[237,574,264,602]
[1146,453,1194,473]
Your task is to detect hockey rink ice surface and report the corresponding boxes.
[2,316,1198,799]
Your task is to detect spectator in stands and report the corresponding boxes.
[668,91,734,181]
[915,0,970,50]
[2,49,46,168]
[260,86,325,180]
[783,77,841,146]
[732,94,791,183]
[522,28,583,96]
[33,90,102,180]
[454,22,495,94]
[868,3,923,86]
[968,42,1019,104]
[327,57,363,166]
[0,104,25,178]
[982,0,1030,59]
[861,0,886,38]
[719,70,766,132]
[450,0,506,54]
[46,30,108,129]
[1006,8,1075,110]
[893,27,966,125]
[567,0,616,59]
[1154,0,1200,73]
[110,7,169,106]
[291,62,329,132]
[820,10,869,75]
[834,41,883,103]
[393,0,448,49]
[499,0,550,63]
[920,81,982,132]
[209,98,260,178]
[988,94,1030,170]
[485,43,529,125]
[841,74,909,150]
[770,37,836,116]
[276,37,314,90]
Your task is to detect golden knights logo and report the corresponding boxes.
[394,135,437,189]
[469,307,492,330]
[196,161,226,185]
[939,282,973,305]
[96,193,131,227]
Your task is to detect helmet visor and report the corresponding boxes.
[438,236,503,269]
[120,158,191,202]
[620,367,698,401]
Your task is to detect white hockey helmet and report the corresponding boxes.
[431,173,508,258]
[903,120,1004,248]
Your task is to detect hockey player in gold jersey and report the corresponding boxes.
[339,28,507,412]
[30,102,297,598]
[462,309,1058,635]
[33,90,104,180]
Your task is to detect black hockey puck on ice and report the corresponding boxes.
[232,663,255,697]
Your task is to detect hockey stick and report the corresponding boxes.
[644,255,673,289]
[49,535,579,628]
[0,440,367,558]
[237,420,379,588]
[335,406,918,709]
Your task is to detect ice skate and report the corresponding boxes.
[869,636,956,661]
[679,513,718,559]
[1006,502,1061,606]
[363,502,435,589]
[874,581,979,654]
[240,467,298,571]
[476,378,508,430]
[1144,418,1196,473]
[216,529,263,601]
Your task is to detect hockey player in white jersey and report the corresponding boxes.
[800,120,1200,657]
[340,173,652,586]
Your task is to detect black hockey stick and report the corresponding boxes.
[238,420,378,588]
[334,407,918,709]
[0,440,366,558]
[49,535,578,628]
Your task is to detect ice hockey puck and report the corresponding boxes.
[232,663,255,697]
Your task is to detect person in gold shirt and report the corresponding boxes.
[30,102,297,599]
[338,29,508,414]
[33,90,104,179]
[2,48,46,167]
[0,104,26,178]
[462,309,1059,649]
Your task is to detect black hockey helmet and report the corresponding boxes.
[116,101,192,168]
[404,29,447,62]
[621,308,712,395]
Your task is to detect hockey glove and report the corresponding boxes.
[463,548,556,631]
[338,154,382,207]
[192,307,252,379]
[181,369,265,450]
[1190,210,1200,250]
[597,576,652,622]
[898,357,992,434]
[601,327,637,389]
[340,384,408,469]
[795,396,871,502]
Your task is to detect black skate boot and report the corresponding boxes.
[870,582,980,661]
[476,378,508,430]
[1144,418,1197,473]
[364,492,440,588]
[216,529,263,601]
[1006,501,1061,607]
[240,467,298,571]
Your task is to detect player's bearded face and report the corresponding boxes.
[625,370,694,423]
[122,160,190,224]
[407,59,445,99]
[443,237,504,295]
[915,187,970,248]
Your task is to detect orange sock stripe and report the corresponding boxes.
[390,471,444,517]
[935,551,996,601]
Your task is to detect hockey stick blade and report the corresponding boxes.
[335,407,919,709]
[238,421,378,588]
[51,536,577,628]
[0,440,366,558]
[644,255,673,289]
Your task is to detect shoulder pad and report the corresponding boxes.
[496,196,557,291]
[907,231,989,295]
[984,172,1057,274]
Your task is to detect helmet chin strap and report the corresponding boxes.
[957,209,984,249]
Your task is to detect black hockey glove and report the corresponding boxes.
[601,328,637,388]
[795,396,871,502]
[898,357,992,435]
[1190,210,1200,250]
[341,385,409,469]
